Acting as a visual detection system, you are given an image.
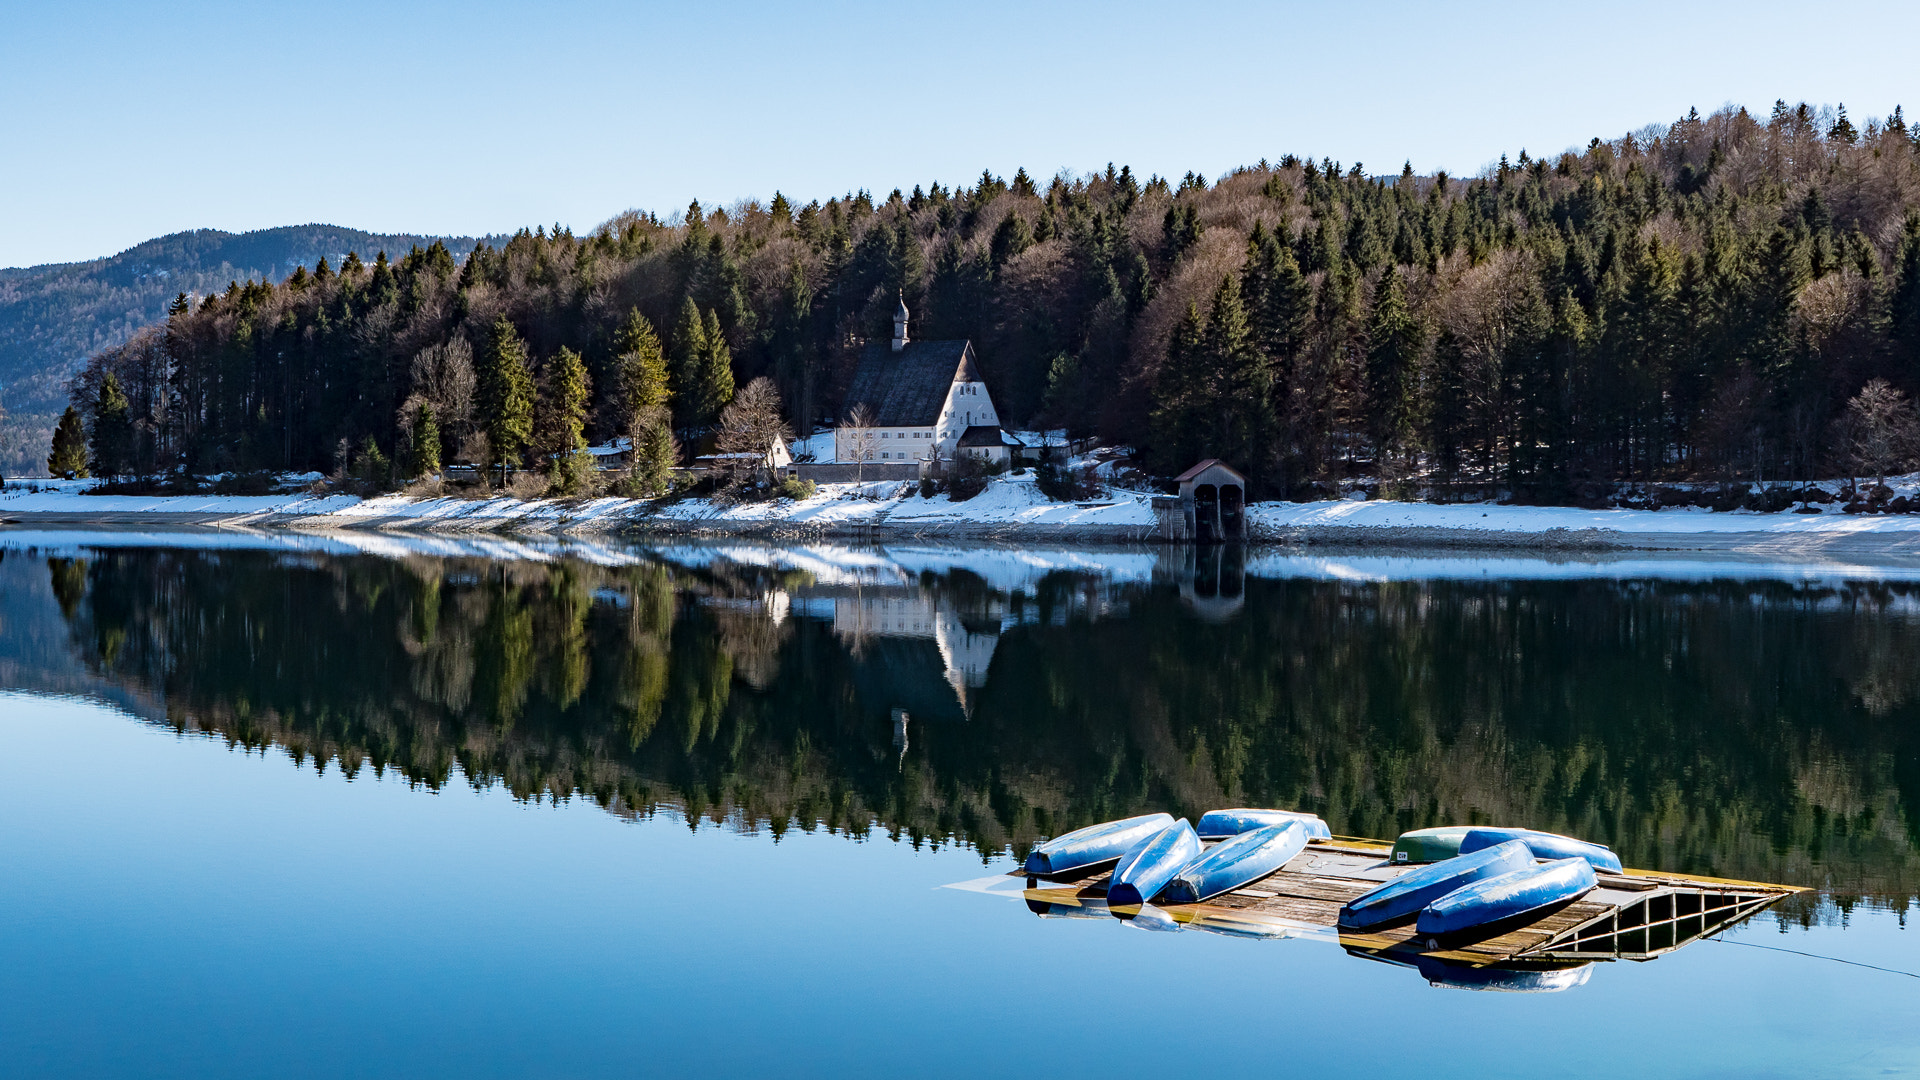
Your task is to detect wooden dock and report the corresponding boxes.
[1021,838,1804,970]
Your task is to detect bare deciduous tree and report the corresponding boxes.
[843,402,877,483]
[1844,378,1919,494]
[714,377,793,490]
[402,336,476,456]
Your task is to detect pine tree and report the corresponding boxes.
[540,346,592,495]
[411,402,441,478]
[1197,274,1269,472]
[477,315,535,486]
[690,308,736,430]
[48,406,90,478]
[626,419,678,497]
[1424,329,1472,491]
[1364,269,1424,464]
[1891,214,1920,377]
[670,296,708,431]
[1151,303,1210,470]
[616,308,671,431]
[1250,238,1312,368]
[769,265,815,437]
[90,372,134,481]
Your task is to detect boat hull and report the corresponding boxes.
[1388,826,1476,864]
[1024,813,1175,876]
[1195,808,1331,841]
[1416,857,1598,936]
[1458,827,1623,874]
[1338,839,1535,930]
[1415,957,1594,993]
[1106,819,1204,906]
[1161,821,1310,903]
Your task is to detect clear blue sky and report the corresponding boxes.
[5,0,1918,269]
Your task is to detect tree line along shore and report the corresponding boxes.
[34,100,1920,508]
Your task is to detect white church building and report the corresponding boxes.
[833,298,1019,467]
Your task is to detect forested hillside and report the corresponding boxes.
[0,225,492,476]
[50,102,1920,499]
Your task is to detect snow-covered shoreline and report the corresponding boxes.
[9,474,1920,553]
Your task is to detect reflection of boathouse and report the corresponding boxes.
[1158,546,1246,621]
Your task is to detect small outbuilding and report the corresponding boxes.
[953,425,1023,467]
[693,437,793,481]
[1173,459,1247,541]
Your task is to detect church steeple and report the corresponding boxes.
[891,294,910,352]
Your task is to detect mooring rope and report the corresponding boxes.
[1706,936,1920,979]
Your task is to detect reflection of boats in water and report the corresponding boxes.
[1001,831,1802,993]
[1034,891,1300,941]
[1349,949,1595,993]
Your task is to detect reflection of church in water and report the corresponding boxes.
[697,548,1248,740]
[792,586,1005,725]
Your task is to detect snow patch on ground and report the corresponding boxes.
[887,474,1156,527]
[0,484,360,515]
[1249,500,1920,535]
[16,471,1920,542]
[788,430,836,460]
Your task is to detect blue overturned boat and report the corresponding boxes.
[1024,813,1175,876]
[1161,820,1310,903]
[1416,857,1598,937]
[1337,839,1535,930]
[1195,808,1332,841]
[1106,818,1204,906]
[1458,827,1623,874]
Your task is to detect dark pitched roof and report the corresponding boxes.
[843,340,975,427]
[956,425,1010,448]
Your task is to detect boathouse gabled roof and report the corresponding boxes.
[1174,458,1245,485]
[843,340,979,427]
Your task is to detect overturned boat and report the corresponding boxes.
[1106,818,1204,906]
[1416,857,1599,938]
[1161,820,1311,903]
[1195,808,1331,841]
[1024,813,1174,877]
[1459,827,1623,874]
[1338,839,1535,930]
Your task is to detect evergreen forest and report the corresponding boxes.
[51,102,1920,501]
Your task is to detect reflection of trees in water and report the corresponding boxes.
[38,549,1920,902]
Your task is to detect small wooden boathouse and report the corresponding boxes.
[1021,837,1803,968]
[1152,459,1248,543]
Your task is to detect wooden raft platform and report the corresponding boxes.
[1021,839,1804,968]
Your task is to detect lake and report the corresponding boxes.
[1,531,1915,1078]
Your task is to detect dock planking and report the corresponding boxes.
[1018,839,1803,968]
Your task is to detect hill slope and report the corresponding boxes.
[0,224,495,475]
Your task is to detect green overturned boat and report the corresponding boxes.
[1389,827,1477,864]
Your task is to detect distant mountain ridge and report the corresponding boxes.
[0,224,499,476]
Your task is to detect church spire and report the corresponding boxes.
[891,294,910,352]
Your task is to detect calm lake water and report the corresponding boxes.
[1,531,1915,1078]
